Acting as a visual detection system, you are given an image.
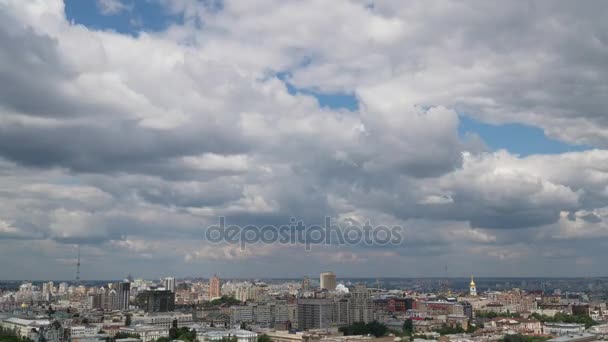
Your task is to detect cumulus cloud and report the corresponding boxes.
[0,0,608,278]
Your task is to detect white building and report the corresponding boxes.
[1,317,62,342]
[320,272,337,291]
[543,323,586,336]
[132,313,193,328]
[163,278,176,293]
[197,329,257,342]
[119,325,169,342]
[70,325,101,340]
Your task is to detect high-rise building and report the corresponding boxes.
[297,298,334,330]
[164,277,175,293]
[118,282,131,311]
[320,272,336,291]
[349,284,372,323]
[138,290,176,312]
[209,275,221,299]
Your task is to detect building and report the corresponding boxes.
[209,275,221,299]
[486,318,542,335]
[196,329,257,342]
[547,333,597,342]
[1,318,63,342]
[298,298,335,330]
[118,282,131,311]
[469,276,477,296]
[349,285,372,324]
[302,277,311,291]
[119,325,169,342]
[70,325,101,340]
[320,272,337,291]
[132,313,193,328]
[137,290,175,313]
[229,301,290,328]
[387,298,409,313]
[163,277,176,293]
[543,323,586,336]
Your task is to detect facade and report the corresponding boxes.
[163,278,176,293]
[544,323,586,336]
[1,318,63,342]
[320,272,337,291]
[229,301,290,328]
[197,329,257,342]
[297,298,335,330]
[118,282,131,311]
[138,290,176,313]
[132,313,193,328]
[119,325,169,342]
[209,276,221,299]
[349,285,372,324]
[70,325,101,340]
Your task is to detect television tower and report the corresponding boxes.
[76,245,81,284]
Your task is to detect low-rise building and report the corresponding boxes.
[546,333,597,342]
[70,325,101,341]
[119,325,170,342]
[1,317,63,342]
[197,329,258,342]
[543,323,586,336]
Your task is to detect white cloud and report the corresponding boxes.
[96,0,130,15]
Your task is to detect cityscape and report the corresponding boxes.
[2,1,608,342]
[3,274,608,342]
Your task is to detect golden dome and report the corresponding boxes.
[470,276,476,286]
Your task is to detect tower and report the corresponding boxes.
[76,245,81,284]
[469,275,477,296]
[319,272,336,291]
[164,277,175,293]
[209,274,221,299]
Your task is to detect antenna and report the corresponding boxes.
[76,245,81,284]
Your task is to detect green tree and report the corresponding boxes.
[339,321,387,337]
[403,319,413,336]
[125,314,132,327]
[258,335,272,342]
[114,332,141,340]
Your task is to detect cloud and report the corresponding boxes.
[0,0,608,278]
[96,0,131,15]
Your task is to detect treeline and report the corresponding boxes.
[502,334,551,342]
[529,312,597,329]
[204,296,243,307]
[0,327,32,342]
[339,321,388,337]
[476,311,521,318]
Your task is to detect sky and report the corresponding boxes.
[1,0,608,280]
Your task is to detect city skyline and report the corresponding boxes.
[2,0,608,279]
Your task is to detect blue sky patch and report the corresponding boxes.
[277,72,359,111]
[459,115,590,156]
[64,0,173,35]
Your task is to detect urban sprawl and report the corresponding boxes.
[2,274,608,342]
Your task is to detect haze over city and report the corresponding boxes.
[1,0,608,281]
